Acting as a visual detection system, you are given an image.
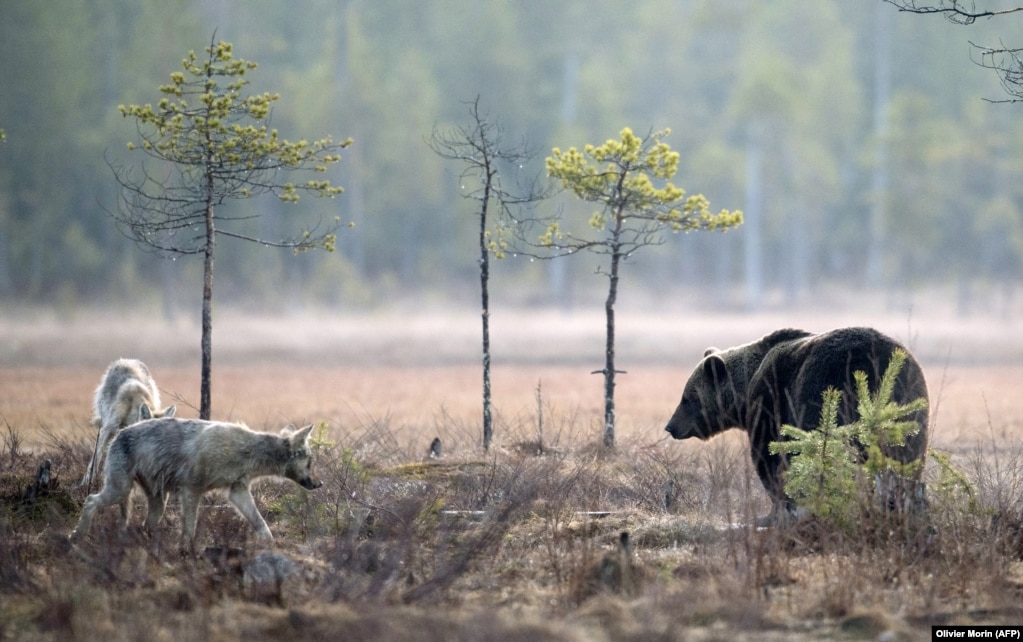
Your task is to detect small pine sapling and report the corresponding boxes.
[770,349,928,528]
[770,387,861,528]
[852,349,928,482]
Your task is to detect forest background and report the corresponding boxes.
[2,0,1022,320]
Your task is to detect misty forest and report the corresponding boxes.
[2,0,1022,317]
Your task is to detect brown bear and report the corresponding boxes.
[664,327,929,523]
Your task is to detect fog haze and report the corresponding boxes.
[1,1,1021,320]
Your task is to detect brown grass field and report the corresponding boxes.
[2,305,1023,640]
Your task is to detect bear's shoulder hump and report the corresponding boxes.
[761,328,813,348]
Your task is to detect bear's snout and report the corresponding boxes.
[665,422,689,440]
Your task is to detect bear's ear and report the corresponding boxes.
[702,353,728,385]
[703,347,720,358]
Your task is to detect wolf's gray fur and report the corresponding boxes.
[71,418,322,550]
[82,359,176,488]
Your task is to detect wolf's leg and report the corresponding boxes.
[178,488,201,552]
[118,490,132,532]
[71,494,101,540]
[71,471,132,541]
[144,490,168,535]
[228,483,273,540]
[80,416,101,487]
[82,419,119,487]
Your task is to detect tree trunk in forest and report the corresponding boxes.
[200,61,216,422]
[602,247,620,449]
[744,126,764,311]
[200,202,214,421]
[867,2,891,288]
[0,223,10,295]
[480,167,493,452]
[601,210,625,449]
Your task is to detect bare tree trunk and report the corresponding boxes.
[0,220,10,295]
[480,169,493,452]
[601,206,627,450]
[201,203,214,420]
[867,1,891,288]
[744,124,764,311]
[200,58,216,421]
[602,243,620,450]
[600,191,631,450]
[428,98,546,452]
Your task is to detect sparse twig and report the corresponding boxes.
[164,388,199,415]
[3,420,22,469]
[883,1,1023,102]
[883,0,1023,24]
[535,380,544,455]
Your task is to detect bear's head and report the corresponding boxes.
[658,345,740,441]
[665,329,810,441]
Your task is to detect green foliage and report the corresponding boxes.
[112,36,356,418]
[266,485,332,539]
[541,128,742,248]
[309,422,337,451]
[852,349,928,480]
[115,37,352,254]
[769,349,927,528]
[771,388,861,527]
[338,446,370,487]
[3,2,1021,306]
[541,127,742,448]
[486,231,510,260]
[929,450,978,512]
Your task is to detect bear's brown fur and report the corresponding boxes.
[665,327,929,520]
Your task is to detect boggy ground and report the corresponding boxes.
[2,306,1023,640]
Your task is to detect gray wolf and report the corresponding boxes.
[82,358,176,488]
[71,418,322,549]
[664,327,929,520]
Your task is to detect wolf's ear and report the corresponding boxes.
[291,424,315,445]
[165,405,176,417]
[140,403,152,420]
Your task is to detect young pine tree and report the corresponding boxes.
[542,128,742,448]
[110,37,351,419]
[770,349,928,529]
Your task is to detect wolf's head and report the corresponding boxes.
[139,402,177,423]
[282,424,323,490]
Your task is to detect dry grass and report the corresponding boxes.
[2,307,1023,640]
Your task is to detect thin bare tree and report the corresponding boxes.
[428,97,550,451]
